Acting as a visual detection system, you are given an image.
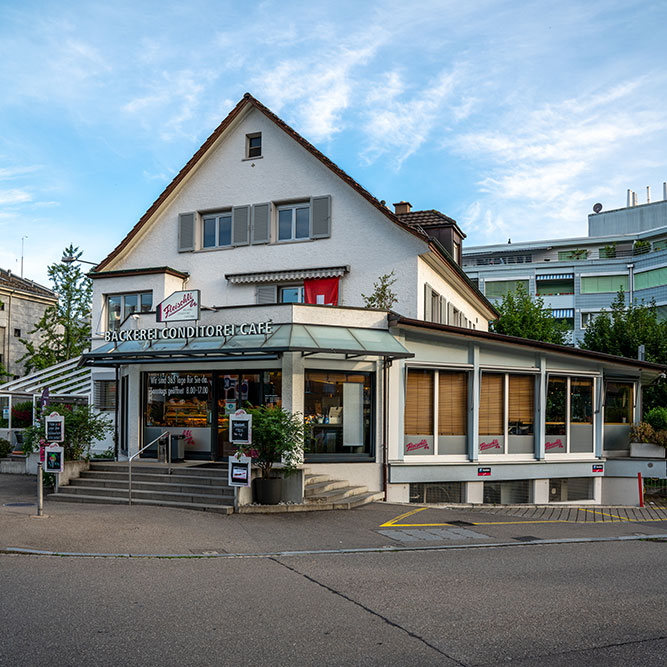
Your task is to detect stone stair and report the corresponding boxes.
[303,472,384,509]
[47,462,234,514]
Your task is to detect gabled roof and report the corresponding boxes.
[93,93,428,273]
[0,268,56,300]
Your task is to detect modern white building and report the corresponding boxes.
[81,94,666,507]
[463,190,667,344]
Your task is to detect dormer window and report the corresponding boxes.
[246,133,261,158]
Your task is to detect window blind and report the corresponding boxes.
[479,373,503,435]
[508,375,534,426]
[438,372,467,435]
[404,369,433,435]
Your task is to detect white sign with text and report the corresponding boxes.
[157,290,200,323]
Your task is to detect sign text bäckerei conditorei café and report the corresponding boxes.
[104,321,273,343]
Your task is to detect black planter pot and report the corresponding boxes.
[254,477,282,505]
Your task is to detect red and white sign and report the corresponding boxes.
[157,290,200,322]
[304,277,339,306]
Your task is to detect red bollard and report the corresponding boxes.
[638,472,644,508]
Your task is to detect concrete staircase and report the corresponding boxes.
[47,462,234,514]
[303,472,384,509]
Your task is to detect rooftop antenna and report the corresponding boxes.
[20,236,27,278]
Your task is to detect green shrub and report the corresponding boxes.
[645,407,667,432]
[0,437,11,458]
[630,422,655,444]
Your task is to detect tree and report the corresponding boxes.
[490,283,570,344]
[362,271,398,310]
[580,288,667,411]
[20,244,93,372]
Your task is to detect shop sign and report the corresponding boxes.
[44,444,64,474]
[157,290,200,323]
[229,409,252,445]
[104,320,273,342]
[592,464,604,473]
[478,467,491,477]
[228,453,251,487]
[45,412,65,443]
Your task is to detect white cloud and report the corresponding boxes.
[0,188,32,205]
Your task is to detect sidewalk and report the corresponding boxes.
[2,474,667,557]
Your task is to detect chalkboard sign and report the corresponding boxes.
[229,410,252,445]
[44,445,64,473]
[45,412,64,443]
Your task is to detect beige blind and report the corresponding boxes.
[438,372,467,435]
[480,373,504,435]
[508,375,534,425]
[405,370,433,435]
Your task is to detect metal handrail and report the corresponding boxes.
[128,431,170,505]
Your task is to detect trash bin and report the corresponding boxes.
[157,437,168,463]
[170,434,185,462]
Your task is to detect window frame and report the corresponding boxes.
[106,291,153,332]
[202,211,233,249]
[279,285,305,303]
[245,133,262,159]
[276,202,310,242]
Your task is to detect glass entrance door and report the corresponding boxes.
[215,371,282,459]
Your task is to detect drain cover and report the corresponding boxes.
[4,502,35,507]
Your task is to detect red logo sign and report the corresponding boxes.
[406,438,430,452]
[545,439,564,450]
[479,439,501,451]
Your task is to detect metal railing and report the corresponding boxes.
[128,431,170,505]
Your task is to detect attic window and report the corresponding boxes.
[246,133,261,158]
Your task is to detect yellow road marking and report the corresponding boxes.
[581,508,631,521]
[380,507,427,527]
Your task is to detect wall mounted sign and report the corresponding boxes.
[104,320,273,342]
[229,409,252,445]
[157,290,201,323]
[44,445,64,474]
[478,467,491,477]
[228,453,251,487]
[592,464,604,473]
[45,412,64,443]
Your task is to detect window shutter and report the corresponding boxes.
[310,195,331,239]
[448,303,454,325]
[232,205,250,246]
[439,296,447,324]
[178,212,195,252]
[424,284,432,321]
[256,285,277,304]
[94,380,117,411]
[252,203,271,244]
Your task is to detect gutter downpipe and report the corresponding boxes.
[114,365,119,461]
[627,263,634,304]
[382,356,389,501]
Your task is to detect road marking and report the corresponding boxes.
[378,527,489,542]
[379,507,428,527]
[581,508,632,521]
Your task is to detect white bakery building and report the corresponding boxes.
[83,94,666,506]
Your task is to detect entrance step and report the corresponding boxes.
[47,493,233,514]
[303,472,383,510]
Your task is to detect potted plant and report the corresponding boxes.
[236,405,309,505]
[633,239,651,255]
[629,407,667,458]
[600,242,616,259]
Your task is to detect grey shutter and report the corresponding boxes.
[256,285,277,304]
[448,303,454,325]
[232,205,250,246]
[178,212,195,252]
[252,203,270,244]
[424,284,432,322]
[310,195,331,239]
[439,296,447,324]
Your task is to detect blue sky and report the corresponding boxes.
[2,0,667,286]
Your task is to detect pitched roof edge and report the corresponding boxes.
[94,93,429,272]
[89,266,189,280]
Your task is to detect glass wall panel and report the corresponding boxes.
[580,275,628,294]
[570,378,594,453]
[305,371,373,459]
[508,375,534,454]
[604,381,633,451]
[545,377,567,453]
[438,371,467,455]
[479,373,504,454]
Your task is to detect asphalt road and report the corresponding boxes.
[2,539,666,666]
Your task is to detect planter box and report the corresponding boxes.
[630,442,666,458]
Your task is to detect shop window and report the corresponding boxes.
[549,478,593,502]
[410,482,463,504]
[107,292,152,332]
[508,375,534,454]
[545,376,595,454]
[483,480,530,504]
[304,370,373,459]
[479,373,504,454]
[404,369,434,455]
[603,381,634,452]
[144,372,213,455]
[438,371,467,455]
[94,380,117,411]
